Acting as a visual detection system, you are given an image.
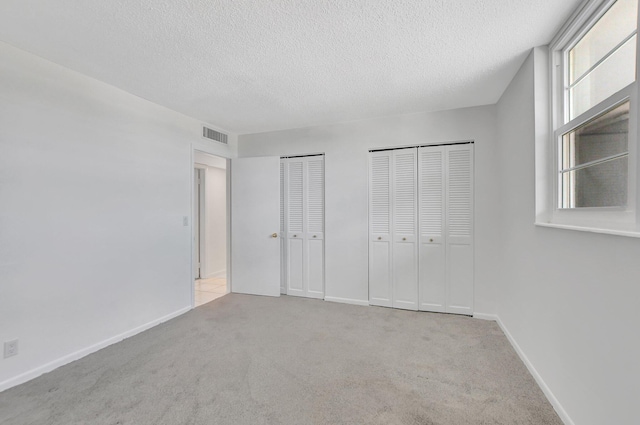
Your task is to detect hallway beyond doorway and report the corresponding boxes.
[194,277,228,306]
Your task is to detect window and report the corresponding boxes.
[560,101,629,208]
[549,0,639,233]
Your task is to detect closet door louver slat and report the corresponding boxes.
[393,152,417,236]
[370,156,391,235]
[287,161,304,233]
[307,159,324,234]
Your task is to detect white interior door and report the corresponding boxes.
[231,156,281,297]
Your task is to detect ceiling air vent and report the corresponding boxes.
[202,126,228,144]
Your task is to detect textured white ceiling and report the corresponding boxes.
[0,0,583,134]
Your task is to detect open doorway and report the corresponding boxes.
[193,151,229,307]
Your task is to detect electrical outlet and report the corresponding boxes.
[4,340,18,358]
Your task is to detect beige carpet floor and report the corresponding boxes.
[0,294,562,424]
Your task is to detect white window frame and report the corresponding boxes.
[546,0,640,234]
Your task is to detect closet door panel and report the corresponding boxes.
[445,145,474,314]
[391,150,418,311]
[418,146,446,312]
[369,240,391,306]
[447,244,473,314]
[419,244,446,312]
[287,237,304,295]
[307,238,324,298]
[369,153,392,307]
[393,239,418,310]
[306,158,325,298]
[280,162,287,294]
[286,160,305,297]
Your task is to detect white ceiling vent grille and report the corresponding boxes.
[202,126,228,144]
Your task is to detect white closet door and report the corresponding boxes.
[368,152,392,307]
[282,156,325,299]
[285,159,305,297]
[418,146,446,313]
[392,149,418,311]
[445,144,474,315]
[305,157,325,299]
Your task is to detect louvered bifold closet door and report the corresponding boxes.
[392,149,418,311]
[445,145,474,315]
[417,146,446,313]
[368,152,393,307]
[305,157,325,299]
[285,159,305,297]
[282,156,325,299]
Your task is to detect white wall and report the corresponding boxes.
[495,48,640,425]
[0,41,236,389]
[239,106,501,311]
[205,166,227,278]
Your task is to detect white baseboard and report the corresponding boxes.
[495,316,575,425]
[324,296,370,307]
[206,269,226,279]
[473,312,498,321]
[0,306,191,393]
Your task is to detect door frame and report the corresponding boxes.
[194,165,206,279]
[190,145,232,309]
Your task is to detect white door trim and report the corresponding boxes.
[194,165,206,279]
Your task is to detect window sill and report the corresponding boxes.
[535,221,640,238]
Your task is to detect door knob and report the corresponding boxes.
[378,237,382,240]
[271,233,278,238]
[313,235,317,238]
[293,234,297,237]
[430,238,433,242]
[402,237,407,241]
